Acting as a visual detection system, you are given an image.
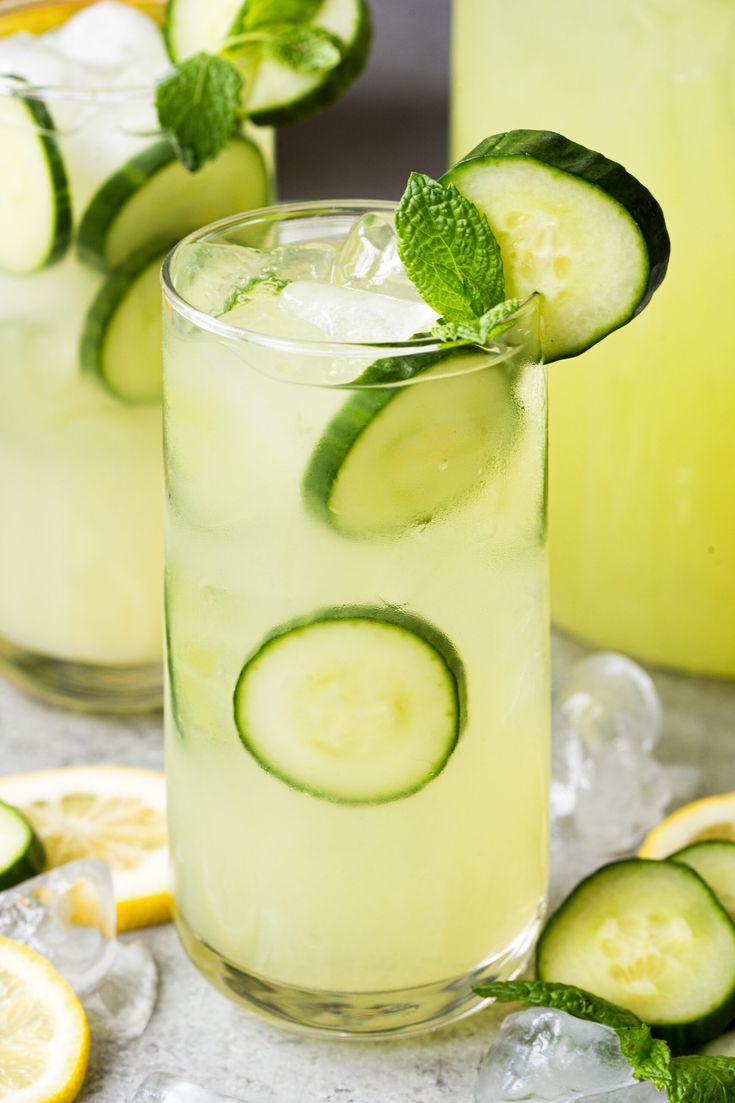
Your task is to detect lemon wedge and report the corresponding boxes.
[0,935,89,1103]
[0,766,170,932]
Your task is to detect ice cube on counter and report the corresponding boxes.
[0,859,116,992]
[0,859,158,1041]
[278,281,438,343]
[475,1008,637,1103]
[129,1073,246,1103]
[551,653,670,858]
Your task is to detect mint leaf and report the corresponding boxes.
[230,24,342,73]
[156,53,243,172]
[395,172,504,324]
[476,981,673,1092]
[669,1055,735,1103]
[219,273,289,316]
[240,0,322,28]
[432,297,522,346]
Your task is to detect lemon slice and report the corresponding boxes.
[640,792,735,858]
[0,936,89,1103]
[0,767,170,932]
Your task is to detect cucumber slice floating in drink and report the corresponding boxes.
[443,129,670,361]
[233,607,465,804]
[77,136,269,269]
[0,800,45,891]
[81,247,167,403]
[536,858,735,1052]
[303,348,518,538]
[0,90,71,274]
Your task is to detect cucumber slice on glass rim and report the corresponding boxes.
[536,858,735,1052]
[81,247,168,403]
[244,0,372,127]
[77,136,269,270]
[233,606,466,804]
[164,0,371,127]
[303,346,519,539]
[0,85,71,274]
[0,800,46,891]
[443,129,670,362]
[164,0,246,60]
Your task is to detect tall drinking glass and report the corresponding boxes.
[452,0,735,678]
[0,0,272,710]
[163,202,549,1036]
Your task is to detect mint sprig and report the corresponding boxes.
[157,0,353,172]
[156,53,243,172]
[224,25,342,75]
[394,171,518,348]
[476,980,735,1103]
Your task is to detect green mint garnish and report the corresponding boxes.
[218,273,290,316]
[224,25,342,75]
[434,297,523,346]
[477,980,735,1103]
[156,53,243,172]
[395,171,506,341]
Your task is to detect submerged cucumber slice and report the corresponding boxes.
[537,858,735,1052]
[77,136,269,270]
[244,0,372,127]
[233,606,465,804]
[303,348,518,539]
[672,841,735,922]
[0,800,45,891]
[0,90,71,273]
[443,130,670,362]
[81,248,167,403]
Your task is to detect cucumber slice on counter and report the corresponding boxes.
[303,347,518,538]
[80,248,167,403]
[671,841,735,922]
[443,129,670,361]
[77,136,269,270]
[164,0,246,60]
[244,0,372,127]
[233,606,465,804]
[0,800,45,891]
[536,858,735,1052]
[0,89,71,273]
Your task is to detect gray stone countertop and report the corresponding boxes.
[2,633,734,1103]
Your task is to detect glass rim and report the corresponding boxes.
[162,200,540,360]
[0,0,161,102]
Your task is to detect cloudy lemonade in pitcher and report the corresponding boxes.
[453,0,735,677]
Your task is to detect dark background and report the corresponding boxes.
[277,0,451,199]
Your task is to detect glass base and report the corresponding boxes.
[176,910,543,1038]
[0,634,162,713]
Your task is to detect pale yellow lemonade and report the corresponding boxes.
[163,207,549,1033]
[453,0,735,677]
[0,0,271,706]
